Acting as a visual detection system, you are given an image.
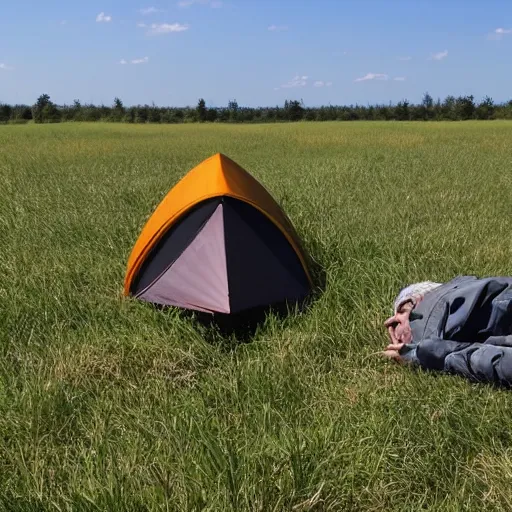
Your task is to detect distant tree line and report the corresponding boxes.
[1,92,512,125]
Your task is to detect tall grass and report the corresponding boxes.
[1,121,512,510]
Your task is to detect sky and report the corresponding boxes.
[1,0,511,107]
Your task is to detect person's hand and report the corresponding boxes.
[384,316,400,345]
[382,301,414,362]
[384,302,414,344]
[382,342,405,362]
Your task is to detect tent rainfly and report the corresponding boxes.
[124,153,313,315]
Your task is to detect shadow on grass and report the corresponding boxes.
[194,301,308,345]
[144,255,327,346]
[196,252,327,345]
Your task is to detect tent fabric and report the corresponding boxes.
[124,153,312,296]
[131,199,221,295]
[223,198,310,313]
[133,197,310,314]
[138,203,230,313]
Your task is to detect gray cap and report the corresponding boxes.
[394,281,442,314]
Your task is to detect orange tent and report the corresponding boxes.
[124,153,312,314]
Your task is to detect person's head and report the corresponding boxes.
[393,281,442,314]
[384,281,443,354]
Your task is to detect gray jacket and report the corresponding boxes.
[400,276,512,386]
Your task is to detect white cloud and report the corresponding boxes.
[313,80,332,87]
[279,75,308,88]
[148,22,189,34]
[429,50,448,60]
[275,76,331,90]
[137,22,147,27]
[354,73,388,82]
[0,63,13,70]
[120,57,150,65]
[131,56,149,64]
[394,76,406,81]
[268,25,288,31]
[96,12,112,22]
[178,0,222,7]
[489,27,512,40]
[140,7,163,14]
[397,56,411,61]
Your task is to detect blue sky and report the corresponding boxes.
[1,0,511,107]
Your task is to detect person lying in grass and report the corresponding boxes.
[383,276,512,386]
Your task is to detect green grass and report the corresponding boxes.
[1,121,512,511]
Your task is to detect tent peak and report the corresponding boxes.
[197,152,234,171]
[213,152,233,164]
[199,152,244,179]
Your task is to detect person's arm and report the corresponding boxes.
[401,335,512,386]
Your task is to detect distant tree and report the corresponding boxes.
[376,104,393,120]
[124,107,136,123]
[161,108,183,123]
[227,99,239,122]
[345,106,360,121]
[32,94,50,123]
[217,107,230,122]
[81,103,102,122]
[442,95,457,120]
[284,100,304,121]
[98,104,111,120]
[395,100,410,121]
[111,97,125,122]
[196,98,207,122]
[32,93,61,123]
[70,99,82,121]
[134,105,149,123]
[44,104,61,122]
[476,96,495,120]
[10,104,32,122]
[433,97,443,120]
[250,108,262,122]
[454,95,475,120]
[503,100,512,119]
[0,104,12,123]
[60,103,75,121]
[304,108,316,121]
[422,92,434,120]
[173,108,185,122]
[206,107,218,122]
[148,102,161,123]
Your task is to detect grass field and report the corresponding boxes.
[1,121,512,511]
